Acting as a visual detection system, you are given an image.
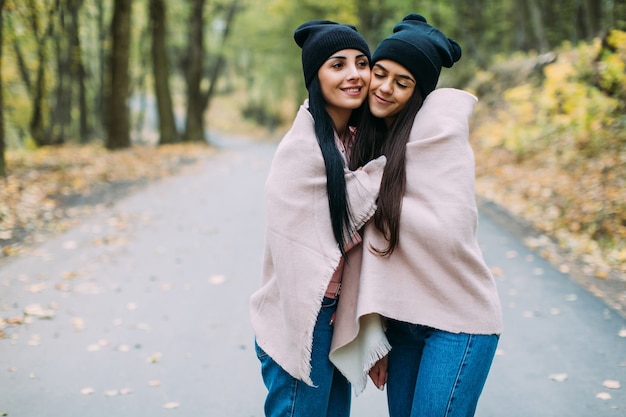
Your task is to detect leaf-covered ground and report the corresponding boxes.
[0,142,216,259]
[473,148,626,317]
[469,33,626,316]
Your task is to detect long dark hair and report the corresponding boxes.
[308,76,358,256]
[351,89,424,256]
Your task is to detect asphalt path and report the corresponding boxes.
[0,136,624,417]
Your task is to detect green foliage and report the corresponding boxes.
[472,32,626,269]
[2,0,626,142]
[598,30,626,101]
[476,31,626,162]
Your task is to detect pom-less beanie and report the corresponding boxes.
[372,14,461,97]
[294,20,371,88]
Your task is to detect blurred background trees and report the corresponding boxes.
[0,0,623,156]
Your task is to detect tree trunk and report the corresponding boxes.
[201,0,239,112]
[12,39,30,91]
[131,26,150,139]
[96,0,106,133]
[582,0,602,38]
[197,0,242,137]
[150,0,179,144]
[0,0,6,178]
[183,0,206,142]
[526,0,549,52]
[50,2,72,145]
[24,0,55,146]
[106,0,132,150]
[69,0,89,142]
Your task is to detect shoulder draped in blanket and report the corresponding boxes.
[249,102,387,386]
[330,88,503,394]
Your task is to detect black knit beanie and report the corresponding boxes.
[372,14,461,97]
[294,20,371,88]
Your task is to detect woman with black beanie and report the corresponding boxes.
[330,14,502,417]
[249,20,387,417]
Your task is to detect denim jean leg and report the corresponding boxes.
[385,320,428,417]
[255,297,350,417]
[411,329,499,417]
[306,297,351,417]
[255,341,297,416]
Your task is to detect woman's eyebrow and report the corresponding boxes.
[328,53,369,61]
[374,62,415,83]
[373,62,387,71]
[398,74,416,83]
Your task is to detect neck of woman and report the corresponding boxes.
[326,107,352,139]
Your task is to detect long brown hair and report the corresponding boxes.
[351,89,424,256]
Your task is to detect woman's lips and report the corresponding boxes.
[372,93,392,105]
[342,87,363,95]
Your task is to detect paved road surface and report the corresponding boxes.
[1,136,624,416]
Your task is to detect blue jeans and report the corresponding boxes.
[386,319,498,417]
[255,297,351,417]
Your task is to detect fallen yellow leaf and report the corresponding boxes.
[71,318,85,332]
[147,352,162,363]
[24,304,55,319]
[602,380,621,389]
[62,240,77,250]
[209,275,226,285]
[595,270,609,279]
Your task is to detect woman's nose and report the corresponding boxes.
[346,64,361,80]
[379,80,392,93]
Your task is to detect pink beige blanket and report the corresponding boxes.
[330,89,503,394]
[250,102,386,386]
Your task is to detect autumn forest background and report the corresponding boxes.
[0,1,625,311]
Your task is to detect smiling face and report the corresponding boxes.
[368,59,417,126]
[317,48,371,125]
